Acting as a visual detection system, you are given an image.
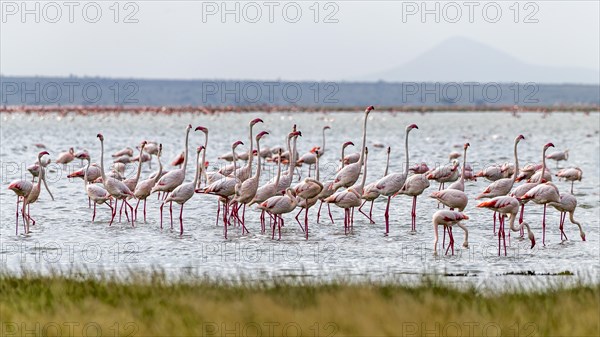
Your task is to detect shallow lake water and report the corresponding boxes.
[1,111,598,288]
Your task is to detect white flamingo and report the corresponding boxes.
[316,141,354,224]
[518,182,560,246]
[259,188,298,240]
[249,149,283,233]
[555,167,582,194]
[549,194,585,241]
[293,149,324,239]
[447,143,470,191]
[83,156,113,222]
[432,210,469,256]
[359,146,391,224]
[395,172,430,232]
[297,125,330,177]
[232,118,263,182]
[134,144,163,222]
[373,124,418,235]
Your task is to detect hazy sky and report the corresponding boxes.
[1,1,599,81]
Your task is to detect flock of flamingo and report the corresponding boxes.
[8,106,587,256]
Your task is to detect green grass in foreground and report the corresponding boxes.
[1,272,599,336]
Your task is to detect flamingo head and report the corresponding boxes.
[250,118,263,126]
[516,134,525,142]
[197,146,205,153]
[406,123,418,132]
[365,105,375,113]
[324,126,331,131]
[461,213,469,220]
[387,146,391,154]
[294,131,302,137]
[464,143,470,150]
[158,144,163,156]
[195,126,208,134]
[256,131,269,140]
[232,140,244,149]
[309,146,320,153]
[544,142,555,151]
[69,147,74,154]
[38,151,50,160]
[96,133,104,141]
[343,141,354,148]
[140,140,148,148]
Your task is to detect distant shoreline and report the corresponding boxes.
[1,105,599,114]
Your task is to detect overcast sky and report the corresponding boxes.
[1,1,599,81]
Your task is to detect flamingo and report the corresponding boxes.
[326,147,369,235]
[511,143,555,228]
[476,135,525,234]
[548,194,586,241]
[373,124,418,235]
[477,196,536,256]
[316,141,354,224]
[232,118,263,182]
[448,151,461,161]
[474,165,505,182]
[68,165,102,182]
[546,149,569,168]
[194,126,209,187]
[8,178,33,235]
[83,156,113,222]
[56,148,75,164]
[97,134,135,227]
[151,124,192,229]
[430,189,468,212]
[142,141,159,168]
[163,146,204,235]
[515,163,542,182]
[518,182,560,246]
[112,147,133,158]
[296,125,330,177]
[24,151,53,227]
[555,167,582,194]
[274,131,302,193]
[259,188,298,240]
[447,143,470,191]
[395,172,430,232]
[74,149,90,164]
[331,106,374,191]
[293,150,324,239]
[410,162,430,174]
[199,140,245,239]
[359,146,391,224]
[432,210,469,256]
[124,141,147,192]
[170,151,185,168]
[427,161,460,190]
[134,144,163,222]
[235,131,269,230]
[249,149,283,233]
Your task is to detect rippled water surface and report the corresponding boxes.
[1,111,599,286]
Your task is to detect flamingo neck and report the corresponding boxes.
[99,139,107,182]
[155,152,163,183]
[201,133,208,182]
[384,150,390,176]
[403,130,410,176]
[192,150,201,188]
[247,124,255,173]
[84,159,90,188]
[315,154,320,181]
[286,135,293,176]
[232,146,238,178]
[182,129,190,176]
[512,140,520,184]
[540,147,548,183]
[358,112,368,166]
[255,138,262,179]
[341,146,346,169]
[274,153,282,186]
[360,154,368,191]
[321,128,326,155]
[460,147,467,184]
[135,146,144,182]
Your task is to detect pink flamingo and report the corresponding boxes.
[432,210,469,256]
[316,141,354,224]
[163,146,204,235]
[331,106,374,190]
[555,167,582,194]
[409,162,429,174]
[294,150,324,239]
[518,182,560,246]
[194,126,209,187]
[199,140,245,239]
[151,124,193,229]
[548,194,585,241]
[373,124,418,235]
[112,146,133,158]
[360,146,391,224]
[477,196,536,256]
[83,156,113,222]
[56,147,75,164]
[395,172,430,232]
[325,147,369,235]
[259,188,298,240]
[134,144,163,222]
[97,134,135,227]
[427,161,460,190]
[297,126,330,177]
[249,149,282,233]
[170,151,185,168]
[511,142,555,228]
[274,131,302,193]
[235,131,270,230]
[232,118,263,182]
[546,149,569,168]
[476,135,524,234]
[447,143,470,191]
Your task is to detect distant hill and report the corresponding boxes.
[361,37,600,84]
[1,76,598,107]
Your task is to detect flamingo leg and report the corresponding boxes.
[317,201,323,224]
[134,199,140,222]
[15,197,20,235]
[570,181,574,194]
[295,207,304,230]
[411,196,417,232]
[278,215,282,240]
[542,204,547,246]
[159,201,164,229]
[179,203,184,235]
[502,215,507,256]
[223,201,229,239]
[109,199,117,226]
[169,201,173,229]
[271,213,276,240]
[241,204,249,235]
[119,200,124,222]
[260,209,265,233]
[143,199,147,223]
[304,206,309,240]
[327,203,334,224]
[358,200,371,223]
[384,196,391,235]
[92,202,97,222]
[369,200,375,224]
[105,201,114,219]
[215,200,221,227]
[351,207,355,231]
[88,197,91,208]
